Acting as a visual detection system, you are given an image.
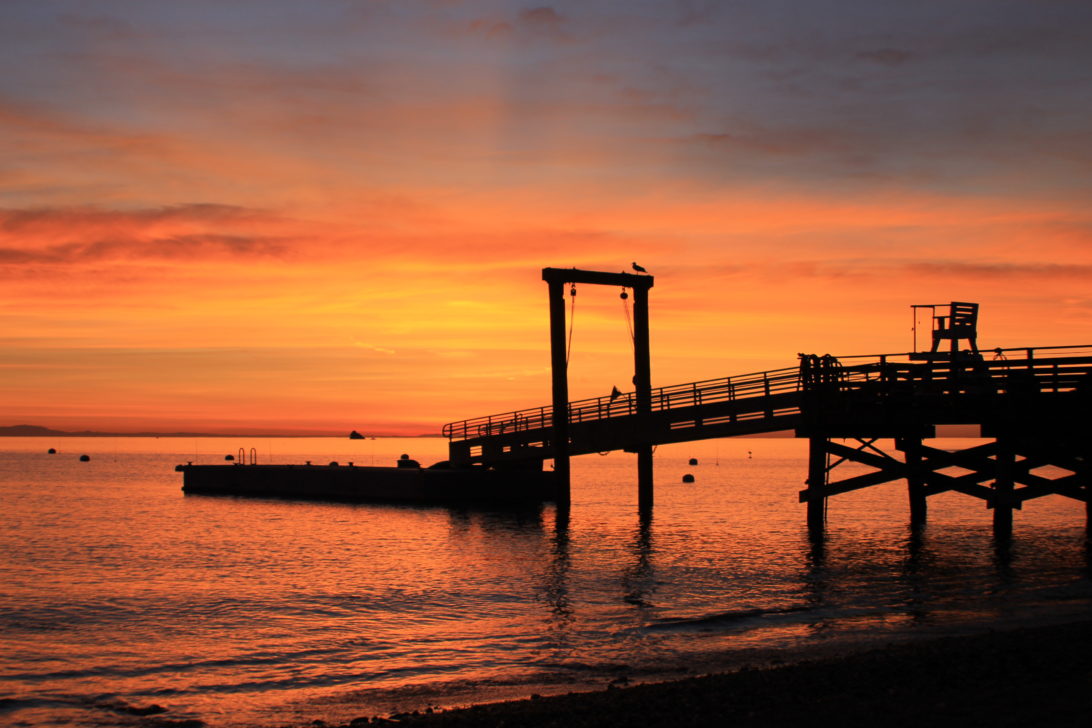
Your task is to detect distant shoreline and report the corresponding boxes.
[0,425,441,439]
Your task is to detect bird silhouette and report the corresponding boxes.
[610,385,622,401]
[632,262,648,274]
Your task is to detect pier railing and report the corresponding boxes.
[444,344,1092,445]
[806,345,1092,396]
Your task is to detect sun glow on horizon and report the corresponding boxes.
[2,2,1091,435]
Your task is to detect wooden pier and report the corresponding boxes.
[443,270,1092,537]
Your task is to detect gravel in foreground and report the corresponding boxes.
[322,620,1092,728]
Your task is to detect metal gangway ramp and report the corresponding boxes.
[444,366,803,468]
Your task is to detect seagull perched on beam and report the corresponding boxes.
[631,261,648,274]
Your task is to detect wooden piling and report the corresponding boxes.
[806,436,827,532]
[993,436,1015,540]
[546,279,571,508]
[901,437,928,527]
[633,284,654,511]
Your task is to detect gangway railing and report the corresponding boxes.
[443,365,802,442]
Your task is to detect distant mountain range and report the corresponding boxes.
[0,424,230,438]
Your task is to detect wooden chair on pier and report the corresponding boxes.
[930,301,980,356]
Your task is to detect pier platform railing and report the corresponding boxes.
[443,344,1092,465]
[803,345,1092,397]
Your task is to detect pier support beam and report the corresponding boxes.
[637,447,654,512]
[546,279,571,508]
[992,437,1015,541]
[805,436,827,532]
[633,283,654,512]
[1085,461,1092,536]
[900,436,927,527]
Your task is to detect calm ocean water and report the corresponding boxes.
[1,436,1089,727]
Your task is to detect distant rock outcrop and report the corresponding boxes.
[349,430,365,440]
[0,424,66,436]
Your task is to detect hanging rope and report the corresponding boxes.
[621,288,635,347]
[912,306,918,352]
[566,285,577,365]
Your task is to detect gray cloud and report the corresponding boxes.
[0,203,260,232]
[855,48,914,67]
[787,259,1092,281]
[0,234,286,265]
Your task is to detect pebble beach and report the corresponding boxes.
[325,619,1092,728]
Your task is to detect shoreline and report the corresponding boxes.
[320,618,1092,727]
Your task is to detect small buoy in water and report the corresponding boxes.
[224,454,235,461]
[688,457,698,466]
[79,454,90,462]
[682,473,695,483]
[48,448,56,454]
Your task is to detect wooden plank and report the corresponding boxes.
[1014,473,1086,502]
[921,470,994,499]
[542,267,652,289]
[809,468,908,499]
[824,440,902,471]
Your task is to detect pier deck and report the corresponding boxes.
[444,345,1092,535]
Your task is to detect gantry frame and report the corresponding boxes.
[542,267,654,510]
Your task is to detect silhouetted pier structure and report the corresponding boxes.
[444,271,1092,537]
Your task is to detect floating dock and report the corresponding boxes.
[177,461,556,505]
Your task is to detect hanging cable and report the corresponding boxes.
[912,306,917,352]
[621,288,635,347]
[566,285,577,365]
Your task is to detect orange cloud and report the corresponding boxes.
[2,2,1090,434]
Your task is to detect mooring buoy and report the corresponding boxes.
[79,454,90,462]
[682,473,695,483]
[688,457,698,466]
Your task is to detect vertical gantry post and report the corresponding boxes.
[547,279,571,508]
[633,284,654,511]
[806,436,827,533]
[901,436,927,527]
[993,435,1015,540]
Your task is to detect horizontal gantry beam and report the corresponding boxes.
[542,267,653,289]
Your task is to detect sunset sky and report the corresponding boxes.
[2,0,1091,435]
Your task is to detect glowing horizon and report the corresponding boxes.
[2,1,1091,436]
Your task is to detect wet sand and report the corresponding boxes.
[327,619,1092,728]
